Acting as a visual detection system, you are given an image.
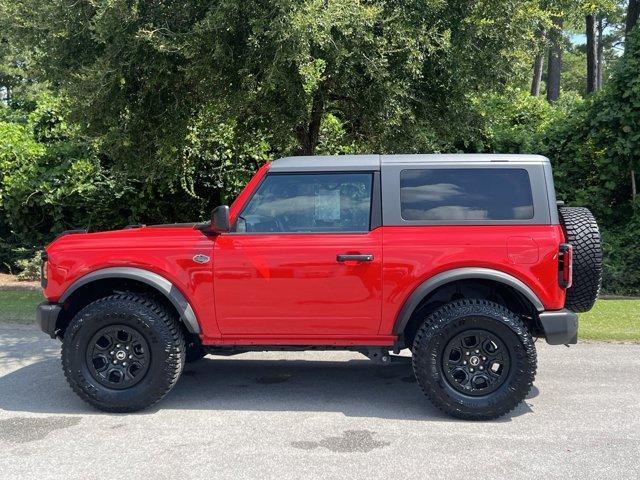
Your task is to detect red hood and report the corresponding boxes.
[46,224,208,252]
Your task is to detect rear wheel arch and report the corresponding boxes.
[393,268,544,347]
[56,267,201,337]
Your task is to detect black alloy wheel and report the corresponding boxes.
[442,330,510,396]
[86,325,151,389]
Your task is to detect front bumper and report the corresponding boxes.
[539,309,578,345]
[36,302,62,339]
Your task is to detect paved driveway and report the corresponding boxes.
[0,323,638,480]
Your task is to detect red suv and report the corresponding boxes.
[37,154,602,419]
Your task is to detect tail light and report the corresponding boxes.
[558,243,573,289]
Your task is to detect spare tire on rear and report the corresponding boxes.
[558,206,603,312]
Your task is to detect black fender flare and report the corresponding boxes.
[392,267,544,335]
[59,267,201,334]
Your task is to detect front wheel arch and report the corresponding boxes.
[56,268,200,337]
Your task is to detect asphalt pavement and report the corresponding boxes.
[0,323,639,480]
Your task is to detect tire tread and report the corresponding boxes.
[558,206,603,312]
[61,293,185,412]
[412,299,537,420]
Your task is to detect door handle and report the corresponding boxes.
[336,254,374,263]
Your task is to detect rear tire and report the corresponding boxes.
[62,293,186,412]
[412,299,536,420]
[558,206,603,312]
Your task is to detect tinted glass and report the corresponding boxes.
[400,168,534,221]
[237,173,372,233]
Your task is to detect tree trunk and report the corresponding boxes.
[596,17,604,89]
[531,29,545,96]
[586,14,597,94]
[295,91,324,155]
[531,55,544,96]
[625,2,639,200]
[626,0,639,38]
[547,16,563,102]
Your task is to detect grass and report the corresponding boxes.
[0,290,637,342]
[579,299,640,342]
[0,290,43,325]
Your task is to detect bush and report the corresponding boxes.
[16,250,42,281]
[0,94,210,274]
[600,207,640,295]
[476,89,565,153]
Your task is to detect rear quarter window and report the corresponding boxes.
[400,168,534,221]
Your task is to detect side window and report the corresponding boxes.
[236,173,373,233]
[400,168,534,221]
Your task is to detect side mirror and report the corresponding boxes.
[210,205,230,233]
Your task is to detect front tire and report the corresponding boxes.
[412,299,536,420]
[62,293,186,412]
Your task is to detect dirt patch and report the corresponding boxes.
[0,274,40,291]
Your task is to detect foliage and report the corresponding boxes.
[0,1,638,294]
[553,27,640,293]
[545,28,640,225]
[479,28,640,293]
[9,0,550,164]
[15,249,41,281]
[0,92,213,269]
[181,105,272,204]
[601,211,640,295]
[475,89,577,153]
[1,97,113,245]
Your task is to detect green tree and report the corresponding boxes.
[11,0,548,164]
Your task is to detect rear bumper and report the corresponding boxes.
[36,302,62,339]
[538,309,578,345]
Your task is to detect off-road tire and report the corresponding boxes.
[412,299,537,420]
[61,293,186,412]
[558,206,602,312]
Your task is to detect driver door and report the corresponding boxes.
[213,171,383,337]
